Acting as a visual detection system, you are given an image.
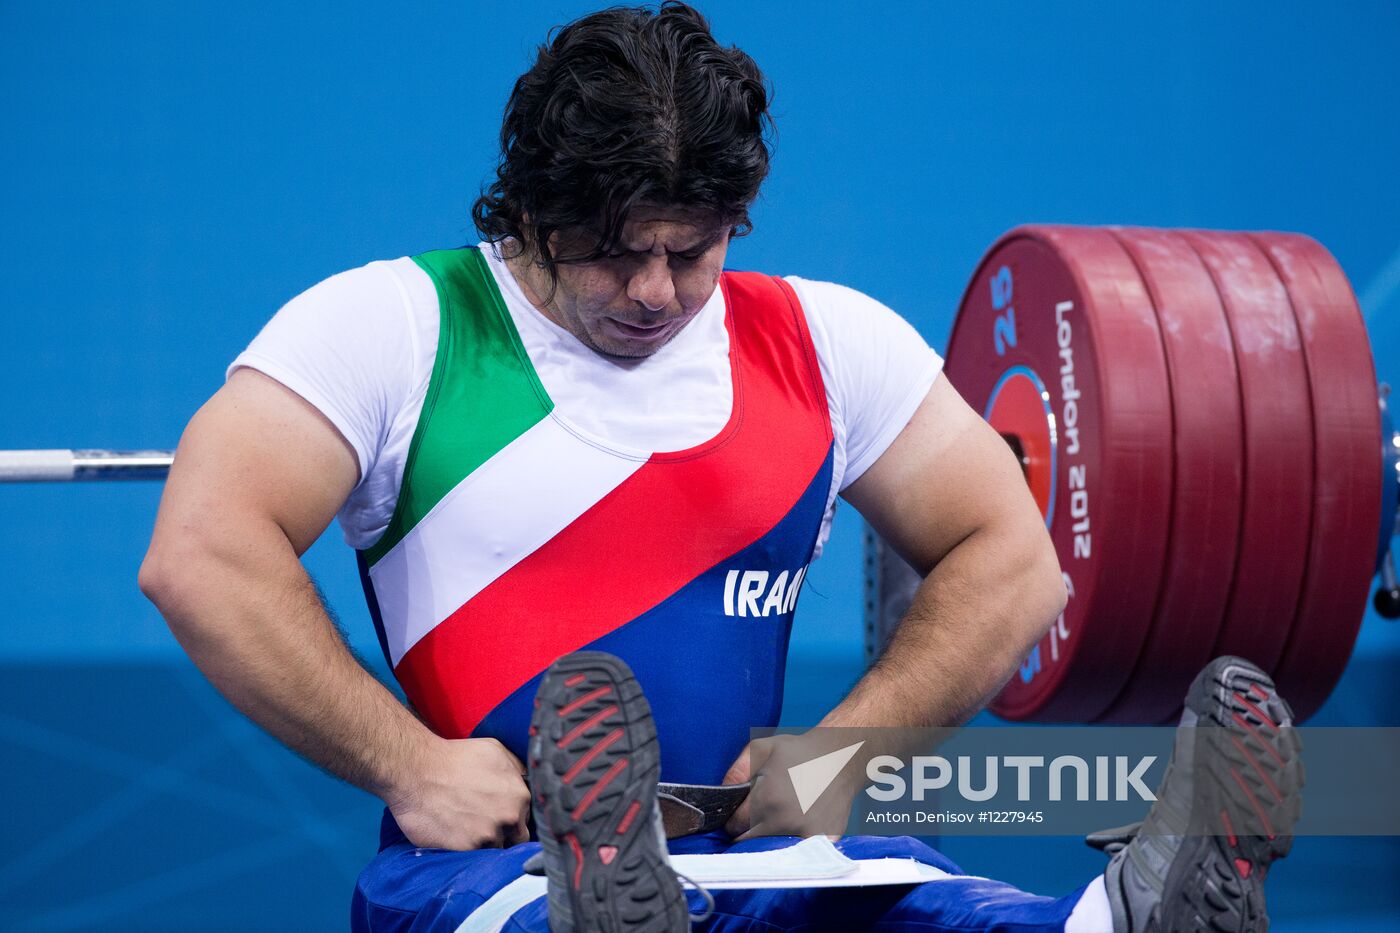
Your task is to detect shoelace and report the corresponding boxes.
[672,866,715,924]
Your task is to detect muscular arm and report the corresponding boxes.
[722,375,1065,835]
[139,368,529,849]
[827,374,1067,728]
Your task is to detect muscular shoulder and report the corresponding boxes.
[782,276,944,491]
[782,277,934,376]
[231,258,434,385]
[228,257,439,525]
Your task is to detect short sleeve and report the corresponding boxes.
[785,277,943,491]
[227,261,418,488]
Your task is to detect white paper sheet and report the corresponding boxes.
[456,836,969,933]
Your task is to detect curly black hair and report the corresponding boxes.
[472,2,773,279]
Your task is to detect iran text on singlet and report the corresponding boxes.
[357,248,834,784]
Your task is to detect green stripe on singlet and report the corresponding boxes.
[362,247,553,567]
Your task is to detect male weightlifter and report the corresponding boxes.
[139,4,1302,930]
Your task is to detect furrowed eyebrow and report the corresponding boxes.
[612,231,725,257]
[681,233,725,254]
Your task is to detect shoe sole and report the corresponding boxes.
[528,651,688,933]
[1153,656,1305,932]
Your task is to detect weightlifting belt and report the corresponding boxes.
[657,782,751,838]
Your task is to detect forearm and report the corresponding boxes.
[140,523,430,805]
[821,525,1064,729]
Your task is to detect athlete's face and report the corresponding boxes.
[514,206,732,359]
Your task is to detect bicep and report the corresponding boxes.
[153,368,360,561]
[841,374,1039,576]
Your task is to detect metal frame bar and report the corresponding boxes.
[0,450,173,482]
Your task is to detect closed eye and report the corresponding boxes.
[603,236,720,263]
[603,249,704,263]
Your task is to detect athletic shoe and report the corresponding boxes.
[1093,655,1304,932]
[528,651,693,933]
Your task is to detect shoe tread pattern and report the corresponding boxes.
[1147,657,1304,933]
[528,651,688,933]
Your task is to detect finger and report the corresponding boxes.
[494,826,512,849]
[746,739,771,776]
[512,796,533,846]
[736,811,782,842]
[506,816,531,848]
[724,798,751,837]
[721,743,752,785]
[457,829,490,852]
[481,735,526,772]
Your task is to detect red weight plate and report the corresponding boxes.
[984,368,1056,519]
[1095,228,1244,723]
[1249,232,1381,721]
[1178,231,1312,673]
[946,225,1172,722]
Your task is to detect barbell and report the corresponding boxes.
[4,226,1397,725]
[870,225,1400,724]
[0,449,173,482]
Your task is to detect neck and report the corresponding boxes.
[501,242,560,323]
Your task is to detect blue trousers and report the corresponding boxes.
[352,813,1091,932]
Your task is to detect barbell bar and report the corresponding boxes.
[0,449,174,482]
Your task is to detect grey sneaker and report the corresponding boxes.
[1094,656,1304,932]
[527,651,694,932]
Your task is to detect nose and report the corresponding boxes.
[626,256,676,313]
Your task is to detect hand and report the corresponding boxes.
[385,737,532,850]
[724,733,867,841]
[722,744,754,837]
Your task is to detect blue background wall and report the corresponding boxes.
[1,1,1397,929]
